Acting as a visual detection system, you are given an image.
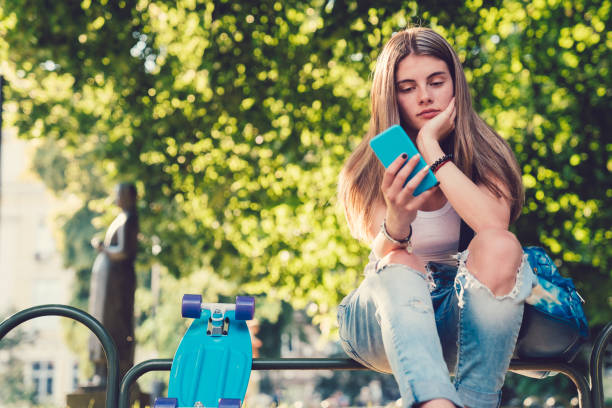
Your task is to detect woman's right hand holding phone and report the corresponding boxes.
[381,153,436,240]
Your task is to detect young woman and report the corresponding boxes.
[337,27,535,408]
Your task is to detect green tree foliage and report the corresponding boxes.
[0,0,609,351]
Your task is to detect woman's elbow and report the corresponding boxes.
[471,218,509,233]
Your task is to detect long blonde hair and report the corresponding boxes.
[338,27,524,241]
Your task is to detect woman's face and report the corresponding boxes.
[395,54,454,132]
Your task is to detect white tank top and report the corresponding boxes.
[411,200,461,266]
[365,200,462,274]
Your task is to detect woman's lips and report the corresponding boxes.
[418,110,440,119]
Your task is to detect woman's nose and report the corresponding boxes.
[417,87,432,104]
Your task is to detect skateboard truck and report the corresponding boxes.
[207,310,230,336]
[182,295,256,338]
[184,301,242,337]
[182,295,256,322]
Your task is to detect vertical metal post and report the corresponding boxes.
[0,75,4,263]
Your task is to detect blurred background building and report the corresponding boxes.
[0,128,81,406]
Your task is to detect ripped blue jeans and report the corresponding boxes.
[337,250,536,408]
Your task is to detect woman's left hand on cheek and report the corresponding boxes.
[419,97,456,143]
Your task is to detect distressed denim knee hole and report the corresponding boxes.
[453,249,531,308]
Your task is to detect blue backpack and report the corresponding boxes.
[514,246,588,361]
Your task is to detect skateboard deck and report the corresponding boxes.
[155,295,254,408]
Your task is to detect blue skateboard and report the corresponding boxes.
[154,294,255,408]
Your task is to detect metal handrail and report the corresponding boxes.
[118,358,370,408]
[590,321,612,407]
[2,304,607,408]
[0,304,119,408]
[119,357,596,408]
[510,360,592,407]
[119,359,171,408]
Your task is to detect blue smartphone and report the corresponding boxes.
[369,125,439,196]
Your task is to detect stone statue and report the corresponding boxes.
[88,183,139,385]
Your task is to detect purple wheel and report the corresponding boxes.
[234,296,255,320]
[153,397,177,408]
[219,398,242,408]
[181,294,202,318]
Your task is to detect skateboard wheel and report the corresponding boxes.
[219,398,242,408]
[234,296,255,320]
[153,397,177,408]
[182,294,203,318]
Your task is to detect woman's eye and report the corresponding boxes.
[431,81,444,86]
[399,87,414,93]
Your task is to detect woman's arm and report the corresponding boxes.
[416,99,512,231]
[365,155,437,259]
[422,140,510,231]
[367,202,406,259]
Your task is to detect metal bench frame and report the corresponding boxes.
[1,304,610,408]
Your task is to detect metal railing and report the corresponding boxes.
[1,305,610,408]
[116,321,611,408]
[0,305,119,408]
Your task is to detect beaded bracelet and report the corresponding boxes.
[430,153,453,173]
[433,159,452,173]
